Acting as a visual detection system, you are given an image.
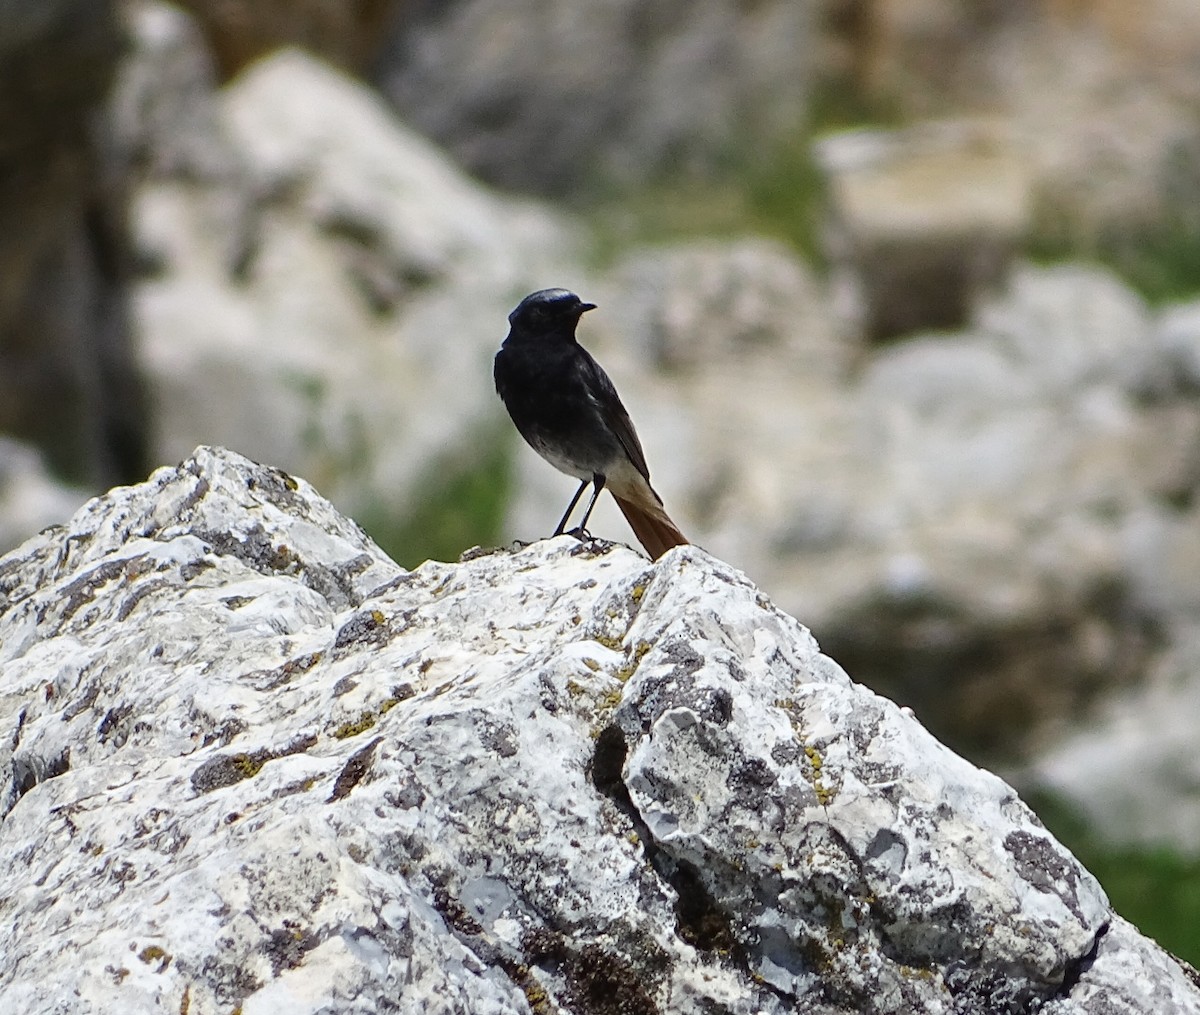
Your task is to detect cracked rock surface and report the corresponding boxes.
[0,446,1197,1014]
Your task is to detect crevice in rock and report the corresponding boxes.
[9,706,27,752]
[590,724,634,810]
[327,735,383,802]
[5,746,71,818]
[669,859,741,956]
[589,725,767,984]
[1058,919,1109,996]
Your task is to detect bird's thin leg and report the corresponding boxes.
[553,479,590,536]
[572,475,606,536]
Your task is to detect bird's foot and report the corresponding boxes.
[565,526,594,542]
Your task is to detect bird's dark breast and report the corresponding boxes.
[495,344,623,477]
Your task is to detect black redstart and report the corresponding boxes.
[494,288,688,559]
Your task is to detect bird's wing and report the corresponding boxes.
[580,348,652,483]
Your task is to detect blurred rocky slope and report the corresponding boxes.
[1,0,1200,857]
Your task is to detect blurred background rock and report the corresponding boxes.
[2,0,1199,962]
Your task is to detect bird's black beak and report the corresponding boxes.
[579,302,597,313]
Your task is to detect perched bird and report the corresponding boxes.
[494,288,688,560]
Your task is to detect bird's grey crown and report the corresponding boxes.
[524,287,577,306]
[508,288,592,326]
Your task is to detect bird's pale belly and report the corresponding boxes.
[527,429,608,480]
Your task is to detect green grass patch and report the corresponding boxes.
[357,428,513,569]
[584,133,829,269]
[1027,216,1200,308]
[1028,790,1200,965]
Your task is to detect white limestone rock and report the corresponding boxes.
[0,446,1197,1014]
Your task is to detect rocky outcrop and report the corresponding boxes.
[1,446,1198,1013]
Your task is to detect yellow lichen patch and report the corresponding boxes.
[631,584,646,602]
[614,640,652,683]
[899,964,938,982]
[598,686,625,711]
[776,697,837,807]
[137,945,172,972]
[231,753,266,779]
[594,633,622,652]
[582,657,600,671]
[586,638,658,739]
[804,744,834,805]
[332,711,377,740]
[522,979,552,1015]
[332,691,406,739]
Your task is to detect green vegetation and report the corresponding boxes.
[582,73,910,271]
[1029,790,1200,965]
[742,137,830,266]
[585,132,829,269]
[359,427,513,569]
[1028,212,1200,307]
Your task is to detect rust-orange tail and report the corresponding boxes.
[613,495,688,560]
